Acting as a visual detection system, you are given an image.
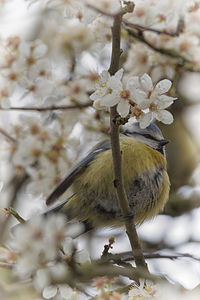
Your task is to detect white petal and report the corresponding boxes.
[156,95,177,109]
[132,89,147,104]
[108,76,123,90]
[117,100,130,117]
[99,70,109,84]
[19,42,30,57]
[126,76,140,90]
[138,99,151,110]
[42,286,57,299]
[90,88,106,101]
[114,68,124,81]
[63,237,73,256]
[33,43,48,58]
[155,110,173,124]
[34,269,50,291]
[140,73,153,92]
[138,112,153,129]
[155,79,172,94]
[101,93,120,107]
[59,285,73,299]
[93,99,106,110]
[75,249,91,264]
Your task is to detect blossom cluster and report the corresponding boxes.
[9,214,89,299]
[9,115,71,197]
[93,277,200,300]
[90,69,176,128]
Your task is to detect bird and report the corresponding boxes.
[44,122,170,231]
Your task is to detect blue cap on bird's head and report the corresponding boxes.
[123,121,169,155]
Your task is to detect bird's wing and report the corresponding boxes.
[46,139,111,205]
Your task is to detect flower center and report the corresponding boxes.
[147,90,152,98]
[120,90,130,99]
[131,105,142,118]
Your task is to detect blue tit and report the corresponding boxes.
[45,122,170,228]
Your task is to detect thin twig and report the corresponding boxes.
[108,4,149,273]
[0,128,16,143]
[0,101,92,112]
[126,28,186,61]
[123,19,182,37]
[0,262,14,269]
[98,251,200,264]
[86,3,114,17]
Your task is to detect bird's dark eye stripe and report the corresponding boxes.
[142,133,158,141]
[136,132,160,142]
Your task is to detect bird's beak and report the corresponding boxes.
[159,139,170,147]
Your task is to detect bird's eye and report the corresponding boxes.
[142,134,154,140]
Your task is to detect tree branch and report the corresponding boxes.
[0,101,92,112]
[108,5,149,273]
[98,251,200,264]
[52,262,158,288]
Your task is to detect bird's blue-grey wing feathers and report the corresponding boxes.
[46,140,110,205]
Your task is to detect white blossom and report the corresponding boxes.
[42,284,84,300]
[124,43,153,76]
[90,69,130,117]
[60,23,95,56]
[90,16,112,46]
[18,40,48,69]
[128,279,157,299]
[10,214,85,281]
[86,0,121,14]
[127,73,176,128]
[65,78,91,104]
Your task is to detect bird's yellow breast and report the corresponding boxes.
[74,135,167,191]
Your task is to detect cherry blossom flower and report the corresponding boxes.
[124,43,153,76]
[86,0,121,15]
[65,78,90,104]
[128,279,157,299]
[90,69,130,117]
[127,73,176,128]
[60,23,95,56]
[91,16,112,46]
[18,40,48,70]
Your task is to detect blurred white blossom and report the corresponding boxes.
[9,213,89,299]
[124,43,153,76]
[86,0,121,14]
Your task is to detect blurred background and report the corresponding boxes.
[0,0,200,296]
